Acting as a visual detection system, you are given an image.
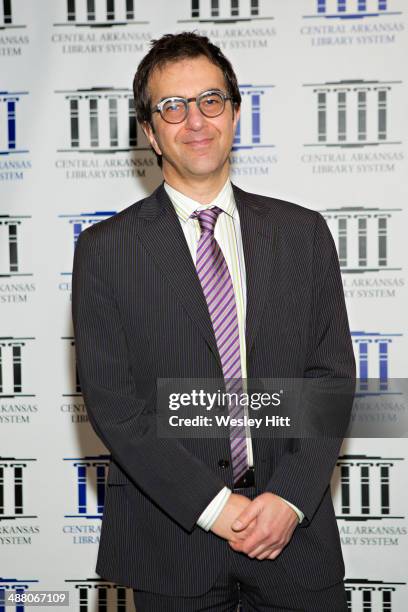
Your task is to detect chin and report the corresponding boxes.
[187,158,224,176]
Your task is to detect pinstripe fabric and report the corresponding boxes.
[72,181,355,600]
[133,545,347,612]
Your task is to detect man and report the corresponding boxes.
[72,32,355,611]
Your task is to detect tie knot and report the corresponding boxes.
[191,206,223,235]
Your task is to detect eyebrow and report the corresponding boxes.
[155,87,226,104]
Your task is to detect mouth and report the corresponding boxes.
[184,138,213,148]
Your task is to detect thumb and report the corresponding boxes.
[231,502,260,531]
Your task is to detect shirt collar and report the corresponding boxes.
[164,178,236,224]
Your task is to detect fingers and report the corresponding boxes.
[228,494,297,561]
[249,540,285,559]
[236,529,268,554]
[231,500,261,532]
[267,548,282,560]
[229,539,284,560]
[233,517,257,540]
[229,523,289,557]
[246,543,268,558]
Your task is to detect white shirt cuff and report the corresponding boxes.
[279,497,304,523]
[197,487,232,531]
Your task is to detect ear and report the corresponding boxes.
[232,104,241,132]
[142,121,162,156]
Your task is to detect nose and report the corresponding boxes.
[184,100,206,130]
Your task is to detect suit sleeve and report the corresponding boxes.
[71,227,225,532]
[264,212,356,526]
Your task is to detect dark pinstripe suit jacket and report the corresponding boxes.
[72,182,355,596]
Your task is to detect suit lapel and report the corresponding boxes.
[134,182,277,370]
[232,184,278,357]
[134,183,223,370]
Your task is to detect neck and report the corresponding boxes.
[162,165,230,205]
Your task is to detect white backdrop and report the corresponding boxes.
[1,1,407,611]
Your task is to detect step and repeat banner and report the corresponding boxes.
[1,1,407,610]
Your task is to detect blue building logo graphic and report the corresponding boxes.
[0,458,36,522]
[56,87,149,153]
[320,207,401,273]
[60,211,116,250]
[178,0,273,24]
[345,578,406,611]
[352,330,402,393]
[54,0,148,27]
[303,79,401,148]
[335,455,404,521]
[59,211,116,277]
[0,92,28,155]
[64,455,110,519]
[0,215,32,278]
[65,578,133,611]
[233,85,275,150]
[0,578,39,612]
[0,337,35,399]
[62,336,81,396]
[304,0,401,20]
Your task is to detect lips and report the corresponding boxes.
[184,138,213,146]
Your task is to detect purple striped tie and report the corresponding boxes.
[192,206,248,484]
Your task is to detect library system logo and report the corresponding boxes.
[0,579,39,610]
[349,331,406,437]
[177,0,276,52]
[1,0,14,26]
[60,336,88,424]
[0,337,38,424]
[335,454,404,522]
[0,91,31,180]
[301,79,403,174]
[305,0,401,19]
[52,0,151,55]
[54,87,154,181]
[333,455,407,557]
[230,84,277,177]
[65,578,134,611]
[0,0,30,57]
[351,329,404,406]
[0,458,36,521]
[63,455,110,544]
[0,457,40,548]
[0,457,40,545]
[178,0,272,23]
[321,206,405,300]
[0,215,36,304]
[58,211,116,294]
[352,330,402,390]
[301,0,404,47]
[344,578,406,612]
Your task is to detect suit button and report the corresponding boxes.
[218,459,229,469]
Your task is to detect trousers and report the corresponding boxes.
[133,496,347,612]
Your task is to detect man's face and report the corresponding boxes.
[143,55,240,181]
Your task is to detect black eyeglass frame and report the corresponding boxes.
[151,89,235,124]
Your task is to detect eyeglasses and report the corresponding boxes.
[151,89,234,124]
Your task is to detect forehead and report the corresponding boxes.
[148,56,226,102]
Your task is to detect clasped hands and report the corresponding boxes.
[211,492,299,560]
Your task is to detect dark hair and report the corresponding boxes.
[133,31,241,127]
